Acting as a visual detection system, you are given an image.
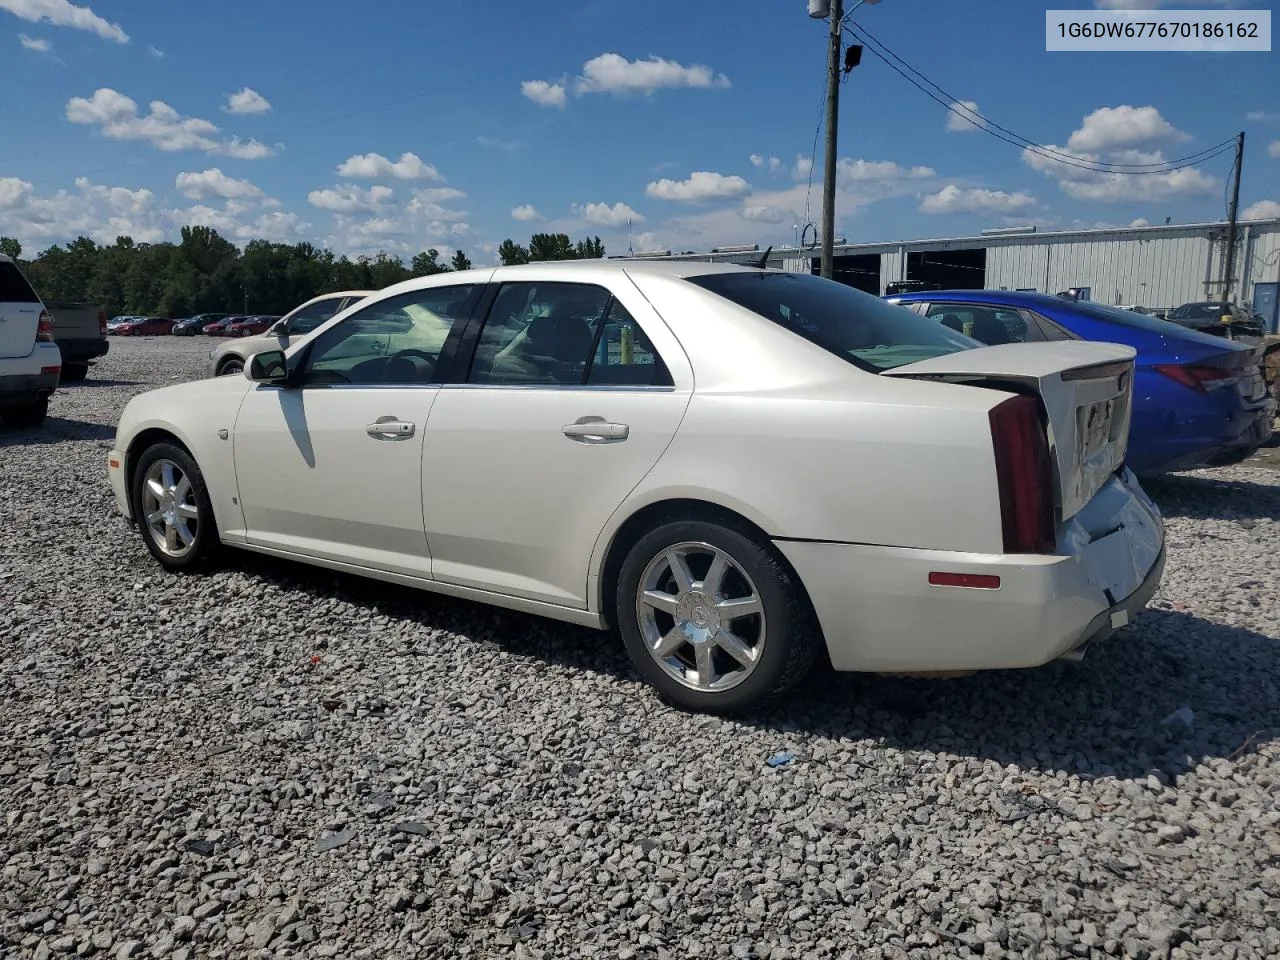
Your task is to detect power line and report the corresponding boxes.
[845,23,1236,176]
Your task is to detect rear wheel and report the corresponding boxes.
[61,363,89,382]
[131,443,219,571]
[0,396,49,428]
[217,357,244,376]
[616,517,821,715]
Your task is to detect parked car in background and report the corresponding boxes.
[203,316,245,336]
[115,317,175,337]
[0,253,60,427]
[224,315,281,337]
[44,300,109,381]
[112,262,1165,715]
[172,313,231,336]
[886,289,1275,476]
[1166,301,1265,339]
[209,292,371,376]
[108,315,143,333]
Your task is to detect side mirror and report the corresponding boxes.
[247,349,290,384]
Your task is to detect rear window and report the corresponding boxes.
[686,271,976,371]
[0,262,39,303]
[1067,300,1224,337]
[1169,303,1223,321]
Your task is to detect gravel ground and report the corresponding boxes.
[2,336,1279,960]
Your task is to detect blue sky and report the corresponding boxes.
[1,0,1277,263]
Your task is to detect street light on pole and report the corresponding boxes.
[811,0,879,280]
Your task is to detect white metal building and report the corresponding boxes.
[656,218,1280,331]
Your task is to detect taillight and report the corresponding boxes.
[1152,363,1237,393]
[989,394,1056,554]
[98,309,107,335]
[36,309,54,342]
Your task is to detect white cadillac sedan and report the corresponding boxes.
[107,261,1165,714]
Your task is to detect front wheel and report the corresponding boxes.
[217,357,244,377]
[616,518,821,715]
[131,443,219,571]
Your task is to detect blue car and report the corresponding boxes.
[884,290,1275,476]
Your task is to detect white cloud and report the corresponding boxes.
[336,151,441,181]
[1243,200,1280,220]
[307,184,394,214]
[1247,111,1280,122]
[406,188,467,222]
[219,136,275,160]
[749,154,783,174]
[633,231,667,254]
[0,177,168,246]
[793,155,813,180]
[224,87,271,115]
[1065,105,1190,153]
[181,203,310,243]
[413,187,466,203]
[1269,140,1280,159]
[521,80,566,108]
[1130,217,1151,227]
[572,53,730,97]
[1023,144,1217,202]
[946,100,985,133]
[65,88,278,158]
[646,171,752,202]
[0,176,33,208]
[18,32,49,51]
[174,168,264,202]
[741,204,790,224]
[576,201,644,227]
[920,184,1036,215]
[147,45,163,58]
[511,204,542,222]
[839,159,936,182]
[0,0,127,43]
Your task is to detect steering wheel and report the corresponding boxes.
[390,348,437,364]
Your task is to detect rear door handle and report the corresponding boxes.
[366,417,415,440]
[562,418,629,443]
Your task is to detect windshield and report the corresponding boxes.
[686,271,977,371]
[1168,303,1225,321]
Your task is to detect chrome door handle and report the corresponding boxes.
[562,418,629,443]
[366,417,415,440]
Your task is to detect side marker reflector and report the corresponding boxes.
[929,572,1001,590]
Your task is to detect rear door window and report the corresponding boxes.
[0,262,40,303]
[924,304,1039,343]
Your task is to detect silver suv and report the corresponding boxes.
[208,290,372,377]
[0,254,61,428]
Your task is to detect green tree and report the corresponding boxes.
[179,225,237,276]
[0,237,21,260]
[411,249,449,277]
[450,250,472,271]
[528,233,576,262]
[498,239,530,265]
[575,236,605,259]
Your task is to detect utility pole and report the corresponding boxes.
[819,0,843,280]
[1221,130,1245,305]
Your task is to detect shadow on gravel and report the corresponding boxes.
[1143,472,1280,522]
[226,551,1278,784]
[0,417,116,447]
[61,378,142,388]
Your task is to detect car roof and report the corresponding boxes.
[888,289,1078,309]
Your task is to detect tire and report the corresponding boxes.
[616,517,821,715]
[240,329,253,337]
[0,396,49,429]
[61,363,89,383]
[130,442,219,571]
[217,357,244,377]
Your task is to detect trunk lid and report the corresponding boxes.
[884,341,1136,520]
[45,301,106,340]
[0,259,43,359]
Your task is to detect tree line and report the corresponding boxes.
[0,228,607,319]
